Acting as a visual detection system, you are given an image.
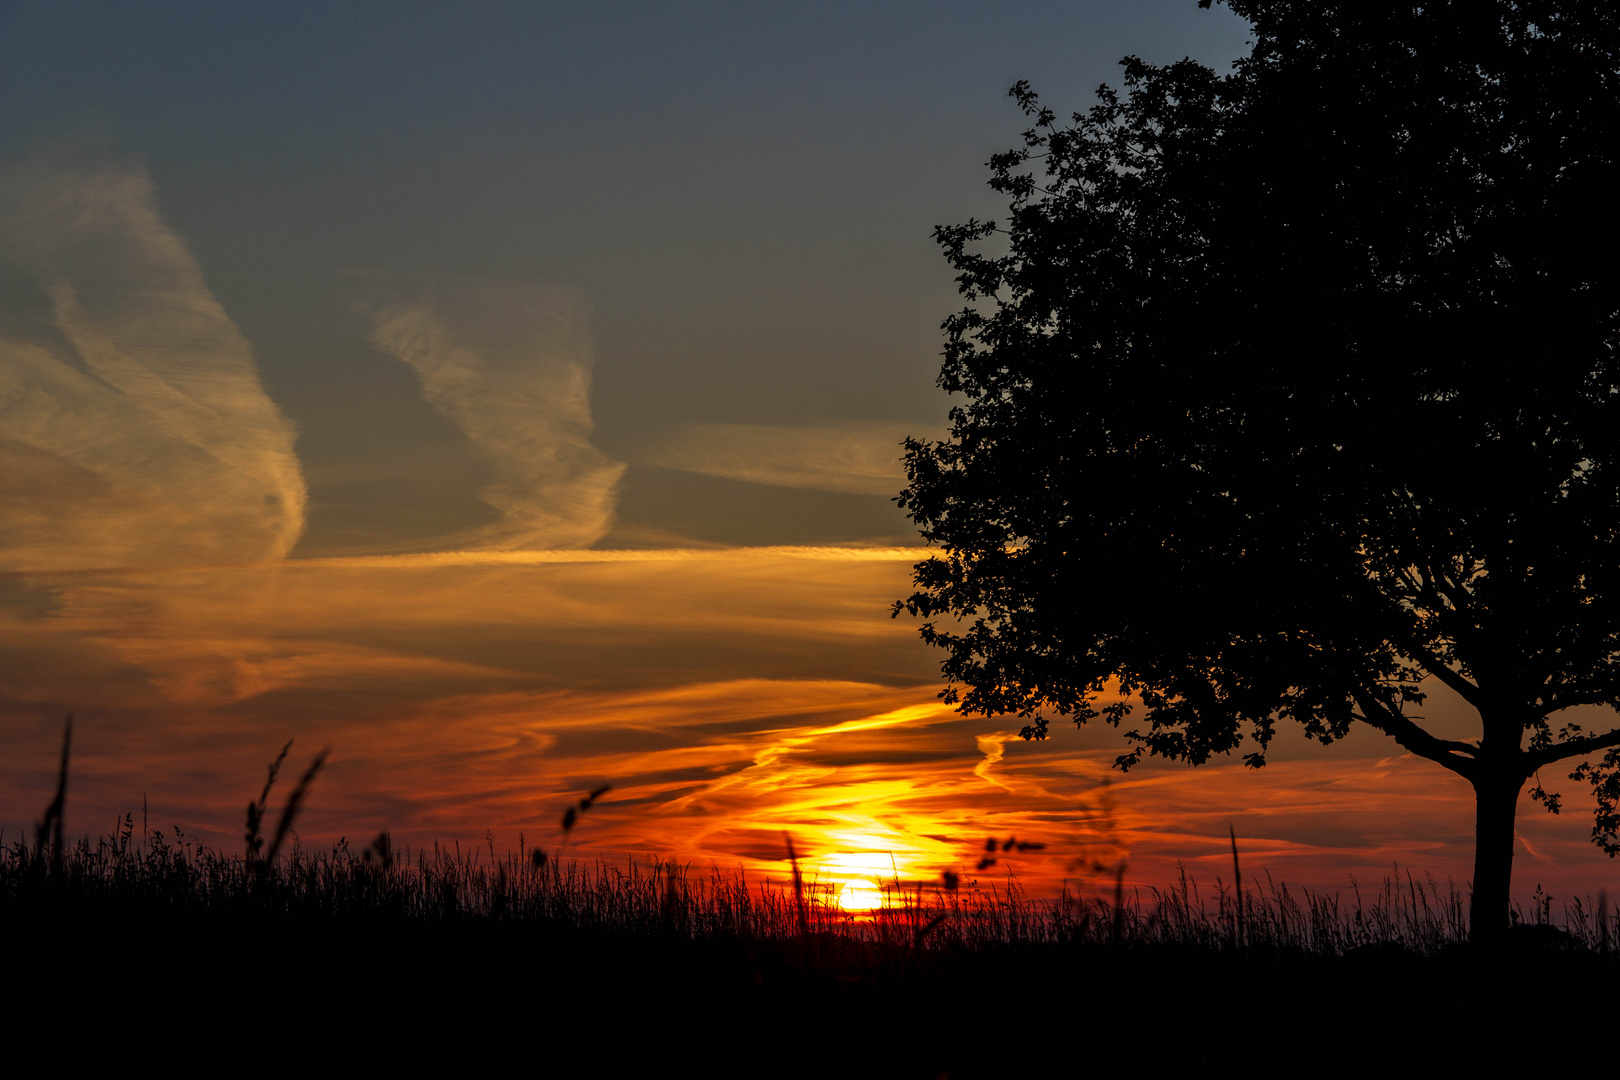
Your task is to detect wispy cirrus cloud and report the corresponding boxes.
[365,280,626,550]
[0,151,306,571]
[639,420,939,496]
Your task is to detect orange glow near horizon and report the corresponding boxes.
[2,546,1618,903]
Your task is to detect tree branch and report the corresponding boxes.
[1524,725,1620,773]
[1532,681,1620,719]
[1391,635,1485,709]
[1351,689,1479,779]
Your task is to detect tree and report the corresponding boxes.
[895,0,1620,938]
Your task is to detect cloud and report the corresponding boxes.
[365,280,626,550]
[12,545,936,706]
[299,543,930,568]
[0,152,306,571]
[0,536,1131,894]
[4,542,1612,898]
[640,421,938,495]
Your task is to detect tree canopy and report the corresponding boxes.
[896,0,1620,934]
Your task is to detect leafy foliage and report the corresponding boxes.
[897,0,1620,846]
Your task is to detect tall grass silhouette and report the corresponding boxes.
[14,733,1607,1076]
[6,823,1616,960]
[5,724,1617,968]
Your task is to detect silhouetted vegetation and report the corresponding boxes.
[7,822,1615,1069]
[7,825,1617,958]
[6,721,1615,1072]
[897,0,1620,940]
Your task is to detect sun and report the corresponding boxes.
[837,880,882,912]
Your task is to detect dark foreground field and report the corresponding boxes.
[6,825,1615,1074]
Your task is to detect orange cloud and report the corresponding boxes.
[3,546,1617,905]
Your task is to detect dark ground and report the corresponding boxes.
[8,901,1611,1074]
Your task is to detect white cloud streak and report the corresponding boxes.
[642,421,934,496]
[367,280,625,550]
[0,152,306,571]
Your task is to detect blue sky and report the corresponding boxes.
[2,1,1253,552]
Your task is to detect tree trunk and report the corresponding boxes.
[1469,768,1524,943]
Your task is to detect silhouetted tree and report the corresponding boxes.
[896,0,1620,938]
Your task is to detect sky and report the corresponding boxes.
[3,1,1617,910]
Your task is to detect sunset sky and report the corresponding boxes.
[3,1,1615,909]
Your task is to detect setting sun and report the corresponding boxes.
[837,880,883,912]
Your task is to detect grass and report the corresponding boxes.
[9,823,1616,1069]
[4,715,1615,958]
[6,724,1616,1071]
[6,821,1614,959]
